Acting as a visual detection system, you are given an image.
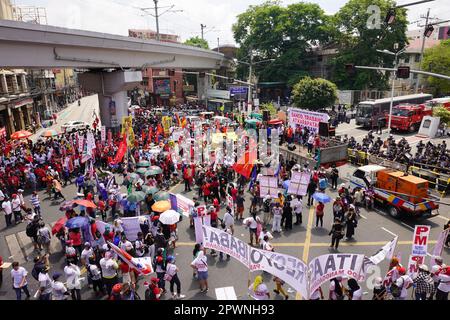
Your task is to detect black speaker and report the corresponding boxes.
[288,143,296,151]
[263,110,270,122]
[319,122,329,137]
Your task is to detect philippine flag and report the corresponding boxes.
[108,242,154,275]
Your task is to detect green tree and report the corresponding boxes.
[232,0,334,84]
[331,0,408,90]
[433,106,450,126]
[292,77,338,110]
[259,102,277,116]
[184,36,209,49]
[422,40,450,96]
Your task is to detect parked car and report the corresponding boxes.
[61,120,90,133]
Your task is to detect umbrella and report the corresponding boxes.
[136,167,148,175]
[282,180,290,189]
[149,166,163,174]
[137,160,151,168]
[146,169,161,176]
[59,200,76,211]
[127,191,146,203]
[151,200,171,213]
[153,191,170,201]
[159,210,180,225]
[10,130,32,140]
[312,192,332,204]
[73,199,97,209]
[41,129,60,137]
[128,173,140,181]
[65,216,90,229]
[244,119,260,125]
[142,185,159,195]
[52,216,67,235]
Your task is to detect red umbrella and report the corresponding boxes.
[52,216,67,235]
[73,199,97,209]
[268,119,283,125]
[10,130,33,140]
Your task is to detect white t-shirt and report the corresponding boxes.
[64,265,82,290]
[249,284,269,300]
[135,240,145,257]
[100,258,118,278]
[395,275,413,299]
[248,216,261,229]
[52,281,68,300]
[11,267,28,288]
[81,248,94,263]
[166,263,177,276]
[437,273,450,293]
[11,197,21,212]
[2,200,12,215]
[351,288,363,300]
[290,198,303,214]
[259,231,273,244]
[39,272,53,294]
[193,256,208,272]
[223,212,234,227]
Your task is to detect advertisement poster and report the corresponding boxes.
[288,108,329,133]
[154,79,171,95]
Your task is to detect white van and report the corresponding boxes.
[348,165,386,190]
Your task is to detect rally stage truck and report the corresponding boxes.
[348,165,439,219]
[385,104,432,133]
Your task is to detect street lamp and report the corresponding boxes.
[377,48,406,136]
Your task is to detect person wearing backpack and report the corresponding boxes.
[391,267,413,300]
[37,222,52,255]
[26,216,41,252]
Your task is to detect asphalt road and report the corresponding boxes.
[0,109,448,301]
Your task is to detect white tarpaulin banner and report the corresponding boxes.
[288,108,329,133]
[101,126,106,142]
[431,228,449,265]
[117,216,150,241]
[412,225,431,256]
[308,254,366,295]
[368,236,398,265]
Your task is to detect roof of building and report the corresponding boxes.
[405,38,441,53]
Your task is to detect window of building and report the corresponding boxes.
[415,54,420,62]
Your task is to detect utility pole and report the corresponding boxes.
[154,0,160,41]
[217,38,220,52]
[200,24,206,40]
[247,50,253,111]
[415,8,430,93]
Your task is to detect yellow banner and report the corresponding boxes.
[121,116,135,147]
[162,116,172,136]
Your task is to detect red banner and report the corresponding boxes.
[113,134,127,164]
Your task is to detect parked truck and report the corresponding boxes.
[349,165,439,219]
[385,104,433,132]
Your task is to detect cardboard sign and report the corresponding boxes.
[407,255,425,276]
[288,172,310,196]
[259,176,280,198]
[412,225,431,256]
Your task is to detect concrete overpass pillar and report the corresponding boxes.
[78,70,142,129]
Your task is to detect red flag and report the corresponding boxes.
[232,151,255,179]
[113,133,127,164]
[157,123,163,136]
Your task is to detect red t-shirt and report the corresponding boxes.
[202,184,211,196]
[69,231,82,246]
[316,203,325,216]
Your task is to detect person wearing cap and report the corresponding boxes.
[393,267,413,300]
[413,264,435,300]
[165,256,185,300]
[38,265,53,300]
[145,277,161,300]
[51,273,68,300]
[436,266,450,300]
[372,277,387,300]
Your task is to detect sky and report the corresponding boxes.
[10,0,450,47]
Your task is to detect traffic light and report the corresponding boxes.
[385,8,396,25]
[396,66,410,79]
[424,25,434,38]
[345,64,356,76]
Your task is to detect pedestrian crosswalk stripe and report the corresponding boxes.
[5,233,26,264]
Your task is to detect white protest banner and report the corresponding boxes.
[248,247,309,298]
[78,133,84,153]
[431,228,449,265]
[288,172,310,196]
[202,224,250,268]
[407,255,425,276]
[259,176,280,198]
[308,254,366,295]
[368,236,399,265]
[101,126,106,142]
[288,108,329,134]
[412,225,431,256]
[194,214,211,244]
[170,193,194,218]
[120,216,150,241]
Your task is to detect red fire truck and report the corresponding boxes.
[385,104,433,132]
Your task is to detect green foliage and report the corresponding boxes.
[433,106,450,126]
[330,0,408,90]
[422,40,450,96]
[232,0,333,84]
[259,102,277,116]
[184,36,209,49]
[292,77,338,111]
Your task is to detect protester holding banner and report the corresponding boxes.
[248,275,270,300]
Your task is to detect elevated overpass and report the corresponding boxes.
[0,20,229,127]
[0,20,226,69]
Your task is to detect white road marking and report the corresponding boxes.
[401,222,415,230]
[359,214,367,220]
[381,227,398,237]
[435,215,449,221]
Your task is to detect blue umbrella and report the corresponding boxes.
[65,216,90,229]
[282,180,290,189]
[312,192,332,204]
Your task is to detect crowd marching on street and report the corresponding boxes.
[0,102,448,301]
